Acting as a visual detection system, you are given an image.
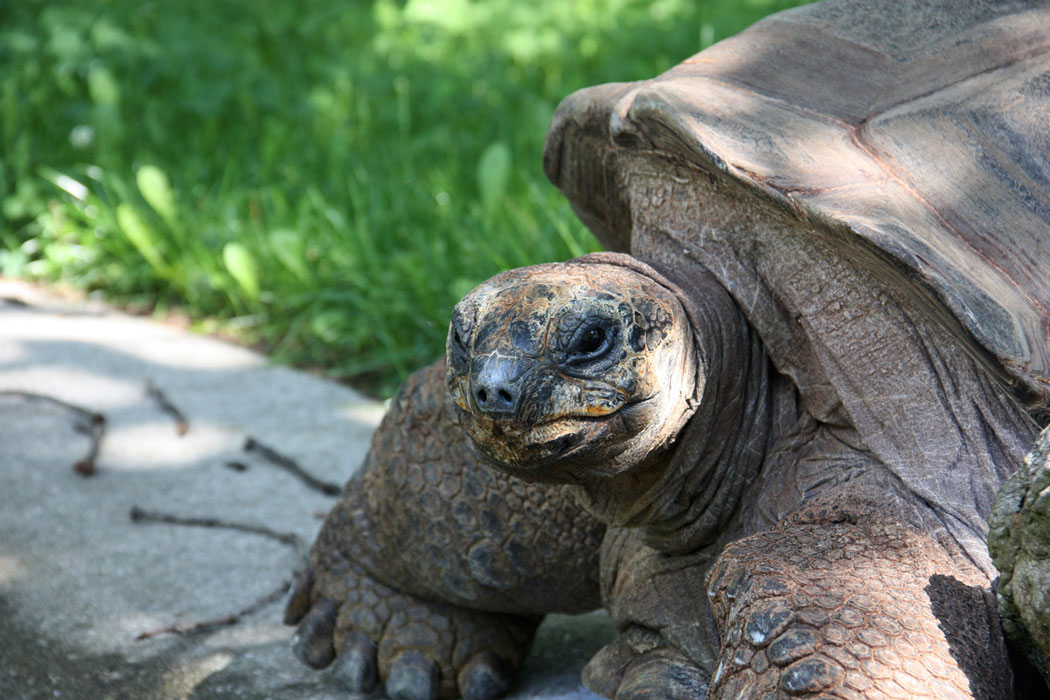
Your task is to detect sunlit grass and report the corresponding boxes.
[1,0,812,396]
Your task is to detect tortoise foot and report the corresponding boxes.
[583,635,709,700]
[284,560,538,699]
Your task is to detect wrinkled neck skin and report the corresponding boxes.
[573,254,778,555]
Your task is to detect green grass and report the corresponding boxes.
[1,0,812,397]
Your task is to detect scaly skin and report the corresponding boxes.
[581,491,1012,700]
[290,253,1032,699]
[285,360,605,699]
[705,499,1009,700]
[582,526,718,699]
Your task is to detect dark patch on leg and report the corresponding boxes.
[926,574,1013,700]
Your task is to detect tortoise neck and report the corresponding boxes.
[631,257,782,554]
[560,252,789,547]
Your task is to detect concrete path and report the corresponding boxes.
[0,280,611,700]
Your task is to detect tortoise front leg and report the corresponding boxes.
[284,360,605,699]
[582,527,718,699]
[705,509,1013,700]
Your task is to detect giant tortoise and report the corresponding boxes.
[284,0,1050,698]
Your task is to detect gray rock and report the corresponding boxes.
[0,281,610,700]
[989,423,1050,686]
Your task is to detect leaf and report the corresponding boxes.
[223,242,261,300]
[0,249,28,277]
[136,165,177,227]
[116,203,167,273]
[310,309,346,342]
[477,141,511,212]
[269,229,308,281]
[87,64,120,106]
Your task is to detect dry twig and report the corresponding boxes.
[128,506,308,641]
[243,436,341,496]
[145,381,189,436]
[0,390,106,476]
[134,580,291,640]
[128,506,306,556]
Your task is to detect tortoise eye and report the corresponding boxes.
[578,327,606,355]
[565,320,615,366]
[448,317,470,356]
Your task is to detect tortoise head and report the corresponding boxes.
[446,257,700,484]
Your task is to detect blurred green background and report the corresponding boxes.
[1,0,811,397]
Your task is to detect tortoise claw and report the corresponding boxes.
[330,630,378,693]
[613,651,710,700]
[292,598,336,669]
[283,565,316,625]
[582,636,635,697]
[386,650,440,700]
[458,651,513,700]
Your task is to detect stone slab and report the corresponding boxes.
[0,280,612,700]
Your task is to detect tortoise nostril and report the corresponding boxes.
[472,381,518,415]
[471,358,524,415]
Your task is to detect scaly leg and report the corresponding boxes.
[582,527,716,699]
[706,504,1012,700]
[285,360,605,699]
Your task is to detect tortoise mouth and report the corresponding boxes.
[465,398,652,478]
[523,416,607,455]
[471,412,606,450]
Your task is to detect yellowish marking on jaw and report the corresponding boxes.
[583,403,619,417]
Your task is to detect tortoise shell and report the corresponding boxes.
[544,0,1050,574]
[545,0,1050,416]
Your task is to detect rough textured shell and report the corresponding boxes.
[545,0,1050,411]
